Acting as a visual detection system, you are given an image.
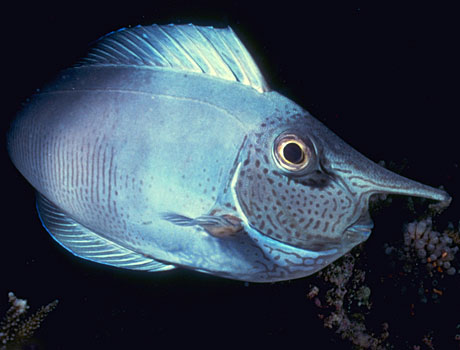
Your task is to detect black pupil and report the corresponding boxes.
[283,143,304,164]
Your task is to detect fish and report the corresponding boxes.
[7,24,451,282]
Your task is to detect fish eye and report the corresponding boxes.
[273,133,312,172]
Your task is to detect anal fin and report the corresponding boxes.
[36,193,175,272]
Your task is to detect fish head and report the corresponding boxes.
[233,96,450,253]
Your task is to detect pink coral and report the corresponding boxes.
[404,218,458,275]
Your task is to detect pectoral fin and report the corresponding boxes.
[36,193,175,272]
[162,212,243,238]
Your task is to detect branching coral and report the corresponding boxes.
[0,292,58,350]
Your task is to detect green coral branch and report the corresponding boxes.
[308,250,390,350]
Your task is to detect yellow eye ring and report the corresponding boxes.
[273,134,311,172]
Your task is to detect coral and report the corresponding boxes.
[455,325,460,348]
[308,250,389,350]
[404,218,458,276]
[309,214,460,349]
[383,216,460,306]
[0,292,58,350]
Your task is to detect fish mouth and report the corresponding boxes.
[346,222,373,236]
[343,216,374,248]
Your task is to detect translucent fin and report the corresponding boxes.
[36,194,175,272]
[162,212,243,238]
[78,24,270,93]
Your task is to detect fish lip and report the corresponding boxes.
[343,219,374,248]
[347,211,374,237]
[346,223,374,237]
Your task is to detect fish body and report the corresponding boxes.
[7,24,450,282]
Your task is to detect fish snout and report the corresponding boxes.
[333,152,451,206]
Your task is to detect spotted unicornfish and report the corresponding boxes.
[7,24,451,282]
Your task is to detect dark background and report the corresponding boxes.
[1,2,459,349]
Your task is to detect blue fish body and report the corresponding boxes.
[7,24,450,282]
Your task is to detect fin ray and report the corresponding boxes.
[79,24,270,93]
[162,212,243,238]
[36,194,175,272]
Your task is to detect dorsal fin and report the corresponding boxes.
[79,24,270,93]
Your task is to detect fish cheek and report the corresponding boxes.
[234,145,355,251]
